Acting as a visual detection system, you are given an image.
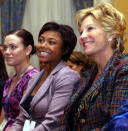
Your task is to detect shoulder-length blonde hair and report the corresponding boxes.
[76,2,126,53]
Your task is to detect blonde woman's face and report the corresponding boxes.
[79,15,112,58]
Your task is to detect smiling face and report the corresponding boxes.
[3,35,30,66]
[79,15,112,58]
[36,31,63,66]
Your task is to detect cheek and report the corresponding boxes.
[79,38,83,47]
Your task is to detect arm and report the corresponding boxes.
[10,113,27,131]
[31,70,80,131]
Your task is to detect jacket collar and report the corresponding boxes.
[20,60,67,117]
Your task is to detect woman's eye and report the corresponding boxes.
[3,46,7,51]
[11,45,17,49]
[49,41,55,45]
[80,31,83,35]
[38,39,44,43]
[87,26,94,31]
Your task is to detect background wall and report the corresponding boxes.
[1,0,127,72]
[22,0,83,69]
[114,0,128,53]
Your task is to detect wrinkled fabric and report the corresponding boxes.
[2,68,39,130]
[104,100,128,131]
[66,52,128,130]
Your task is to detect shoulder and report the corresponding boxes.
[110,53,128,72]
[24,68,39,79]
[113,53,128,65]
[27,68,39,75]
[56,65,80,81]
[52,65,80,89]
[4,75,14,88]
[52,60,80,82]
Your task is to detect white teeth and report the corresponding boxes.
[84,43,89,46]
[40,52,49,56]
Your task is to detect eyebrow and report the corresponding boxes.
[3,43,16,46]
[39,36,56,41]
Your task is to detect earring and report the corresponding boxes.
[108,37,113,42]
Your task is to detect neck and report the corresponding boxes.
[43,61,60,76]
[92,49,114,74]
[15,61,31,77]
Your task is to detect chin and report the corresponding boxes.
[6,63,15,66]
[84,51,91,56]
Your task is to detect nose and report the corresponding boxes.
[4,47,11,54]
[79,30,88,42]
[38,41,48,48]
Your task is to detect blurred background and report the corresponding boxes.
[0,0,127,72]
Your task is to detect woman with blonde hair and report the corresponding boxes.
[65,2,128,130]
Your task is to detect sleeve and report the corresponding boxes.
[31,69,80,131]
[10,113,27,131]
[110,65,128,115]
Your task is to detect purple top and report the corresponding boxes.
[2,68,39,130]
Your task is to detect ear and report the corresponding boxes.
[108,34,116,43]
[25,45,32,56]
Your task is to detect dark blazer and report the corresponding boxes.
[66,52,128,131]
[11,61,80,131]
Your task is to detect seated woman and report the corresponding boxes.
[66,51,93,76]
[0,49,8,114]
[65,2,128,131]
[0,29,39,131]
[10,22,80,131]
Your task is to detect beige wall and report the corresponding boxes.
[114,0,128,53]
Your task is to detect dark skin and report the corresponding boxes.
[35,30,64,94]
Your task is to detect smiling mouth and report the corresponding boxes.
[83,41,93,46]
[40,51,49,56]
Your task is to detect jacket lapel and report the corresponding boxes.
[21,60,66,112]
[20,71,43,116]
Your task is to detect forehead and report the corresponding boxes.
[80,15,102,30]
[40,31,62,40]
[4,35,22,45]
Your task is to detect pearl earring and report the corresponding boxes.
[108,37,113,42]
